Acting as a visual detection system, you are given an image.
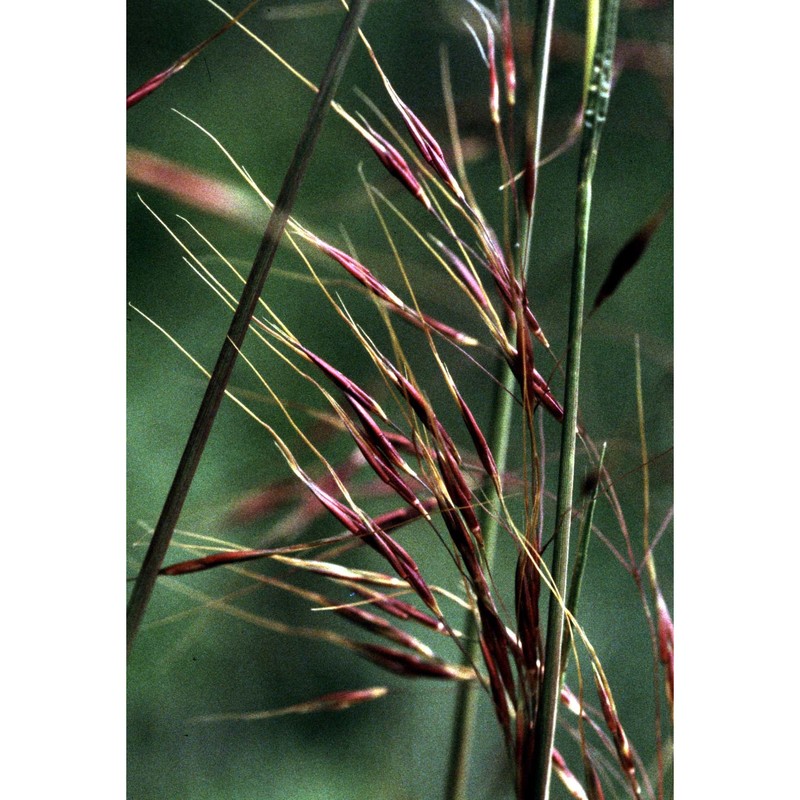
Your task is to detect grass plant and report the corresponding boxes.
[127,1,673,798]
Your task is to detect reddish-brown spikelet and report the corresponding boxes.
[328,596,434,657]
[516,721,536,800]
[478,601,518,705]
[591,193,672,315]
[126,0,259,108]
[514,548,543,679]
[479,224,512,287]
[293,470,364,535]
[451,383,501,492]
[350,426,430,520]
[128,69,180,109]
[367,54,466,203]
[346,396,411,474]
[437,503,480,582]
[499,0,516,106]
[479,634,513,740]
[292,341,386,422]
[378,358,462,464]
[436,495,518,707]
[551,749,589,800]
[270,555,404,587]
[529,365,561,410]
[359,120,432,210]
[310,236,475,345]
[395,97,466,202]
[192,687,390,722]
[363,524,440,615]
[431,237,493,312]
[504,310,564,423]
[266,568,436,658]
[593,669,642,799]
[434,501,516,698]
[312,236,402,304]
[523,303,547,348]
[560,683,583,716]
[514,307,538,414]
[313,499,434,565]
[345,583,446,633]
[411,309,478,347]
[314,507,438,617]
[479,237,549,349]
[435,445,483,548]
[523,150,536,216]
[484,13,501,125]
[372,498,437,532]
[507,348,565,423]
[355,642,473,680]
[284,471,426,597]
[656,589,674,713]
[382,429,423,460]
[159,548,279,576]
[294,686,388,713]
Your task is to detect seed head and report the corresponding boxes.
[358,118,432,211]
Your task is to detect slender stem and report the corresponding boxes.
[635,334,666,798]
[530,167,591,800]
[520,0,556,274]
[529,1,620,797]
[126,0,372,657]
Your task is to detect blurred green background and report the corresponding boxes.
[127,1,672,798]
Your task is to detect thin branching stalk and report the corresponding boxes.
[529,1,621,797]
[126,0,372,656]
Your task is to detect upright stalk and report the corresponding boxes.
[126,0,372,657]
[520,0,557,271]
[445,2,555,798]
[529,1,620,797]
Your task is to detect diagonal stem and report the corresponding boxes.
[126,0,372,657]
[529,1,620,797]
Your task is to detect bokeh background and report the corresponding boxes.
[127,1,672,798]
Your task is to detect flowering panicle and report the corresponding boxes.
[130,2,672,799]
